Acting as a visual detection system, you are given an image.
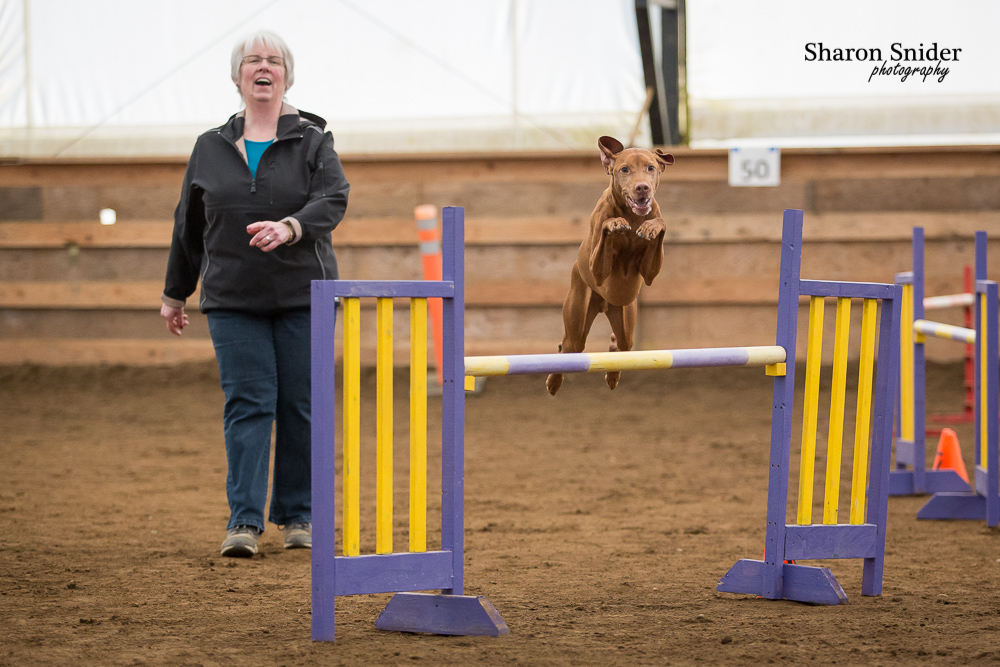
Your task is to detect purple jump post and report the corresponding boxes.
[310,207,507,641]
[889,226,974,496]
[717,209,902,604]
[917,276,999,527]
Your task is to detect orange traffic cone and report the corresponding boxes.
[755,552,796,596]
[762,552,795,565]
[931,428,969,484]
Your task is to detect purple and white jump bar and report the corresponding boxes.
[464,346,786,377]
[913,319,976,344]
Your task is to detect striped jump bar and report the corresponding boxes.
[465,346,786,378]
[914,319,976,344]
[923,292,974,310]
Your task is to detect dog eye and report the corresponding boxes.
[647,165,655,172]
[620,166,629,174]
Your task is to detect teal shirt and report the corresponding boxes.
[245,139,274,178]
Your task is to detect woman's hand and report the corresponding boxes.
[161,304,189,336]
[247,221,291,252]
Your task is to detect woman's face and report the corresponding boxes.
[238,42,287,105]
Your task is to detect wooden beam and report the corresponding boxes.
[0,160,187,187]
[0,222,175,248]
[0,277,783,309]
[0,338,217,366]
[0,281,178,308]
[0,217,587,248]
[1,211,997,249]
[3,146,999,188]
[0,337,561,366]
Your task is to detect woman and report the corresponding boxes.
[160,30,350,557]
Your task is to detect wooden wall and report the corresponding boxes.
[1,145,998,366]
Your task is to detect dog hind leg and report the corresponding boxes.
[547,266,605,395]
[603,301,636,390]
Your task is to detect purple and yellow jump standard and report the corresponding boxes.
[916,277,1000,526]
[890,227,979,496]
[716,209,902,605]
[891,227,1000,529]
[311,208,507,641]
[894,228,999,525]
[310,208,905,642]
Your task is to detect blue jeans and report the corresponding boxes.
[207,308,316,532]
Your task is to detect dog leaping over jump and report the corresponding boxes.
[546,136,673,396]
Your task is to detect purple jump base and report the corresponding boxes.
[376,593,509,636]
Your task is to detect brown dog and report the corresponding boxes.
[546,136,673,395]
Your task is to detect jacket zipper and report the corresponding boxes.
[200,252,211,310]
[269,161,275,204]
[247,141,272,195]
[314,243,326,280]
[318,159,326,196]
[228,127,302,194]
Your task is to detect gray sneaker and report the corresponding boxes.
[282,522,312,549]
[221,525,260,558]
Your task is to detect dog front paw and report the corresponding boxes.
[603,218,631,236]
[635,219,666,241]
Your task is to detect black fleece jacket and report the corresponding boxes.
[162,108,350,314]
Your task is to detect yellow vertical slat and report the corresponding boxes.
[376,297,393,554]
[900,283,915,441]
[342,298,361,556]
[797,296,825,525]
[849,299,878,524]
[824,297,852,525]
[409,298,428,553]
[982,294,988,467]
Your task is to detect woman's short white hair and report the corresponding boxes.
[231,30,295,93]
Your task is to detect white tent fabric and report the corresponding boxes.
[0,0,649,156]
[686,0,1000,147]
[1,0,998,157]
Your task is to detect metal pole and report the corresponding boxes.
[659,0,680,145]
[23,0,32,129]
[634,0,666,145]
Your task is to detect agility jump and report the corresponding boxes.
[310,207,903,640]
[891,227,1000,526]
[891,227,999,524]
[892,227,983,496]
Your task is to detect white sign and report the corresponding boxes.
[729,148,781,187]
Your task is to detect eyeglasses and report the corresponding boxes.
[242,55,284,67]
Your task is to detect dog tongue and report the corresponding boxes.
[629,198,650,213]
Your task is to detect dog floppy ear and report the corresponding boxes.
[654,149,675,171]
[598,136,625,173]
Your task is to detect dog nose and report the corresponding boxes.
[634,182,650,196]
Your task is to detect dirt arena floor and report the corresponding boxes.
[1,360,998,666]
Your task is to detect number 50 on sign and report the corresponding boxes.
[728,147,780,187]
